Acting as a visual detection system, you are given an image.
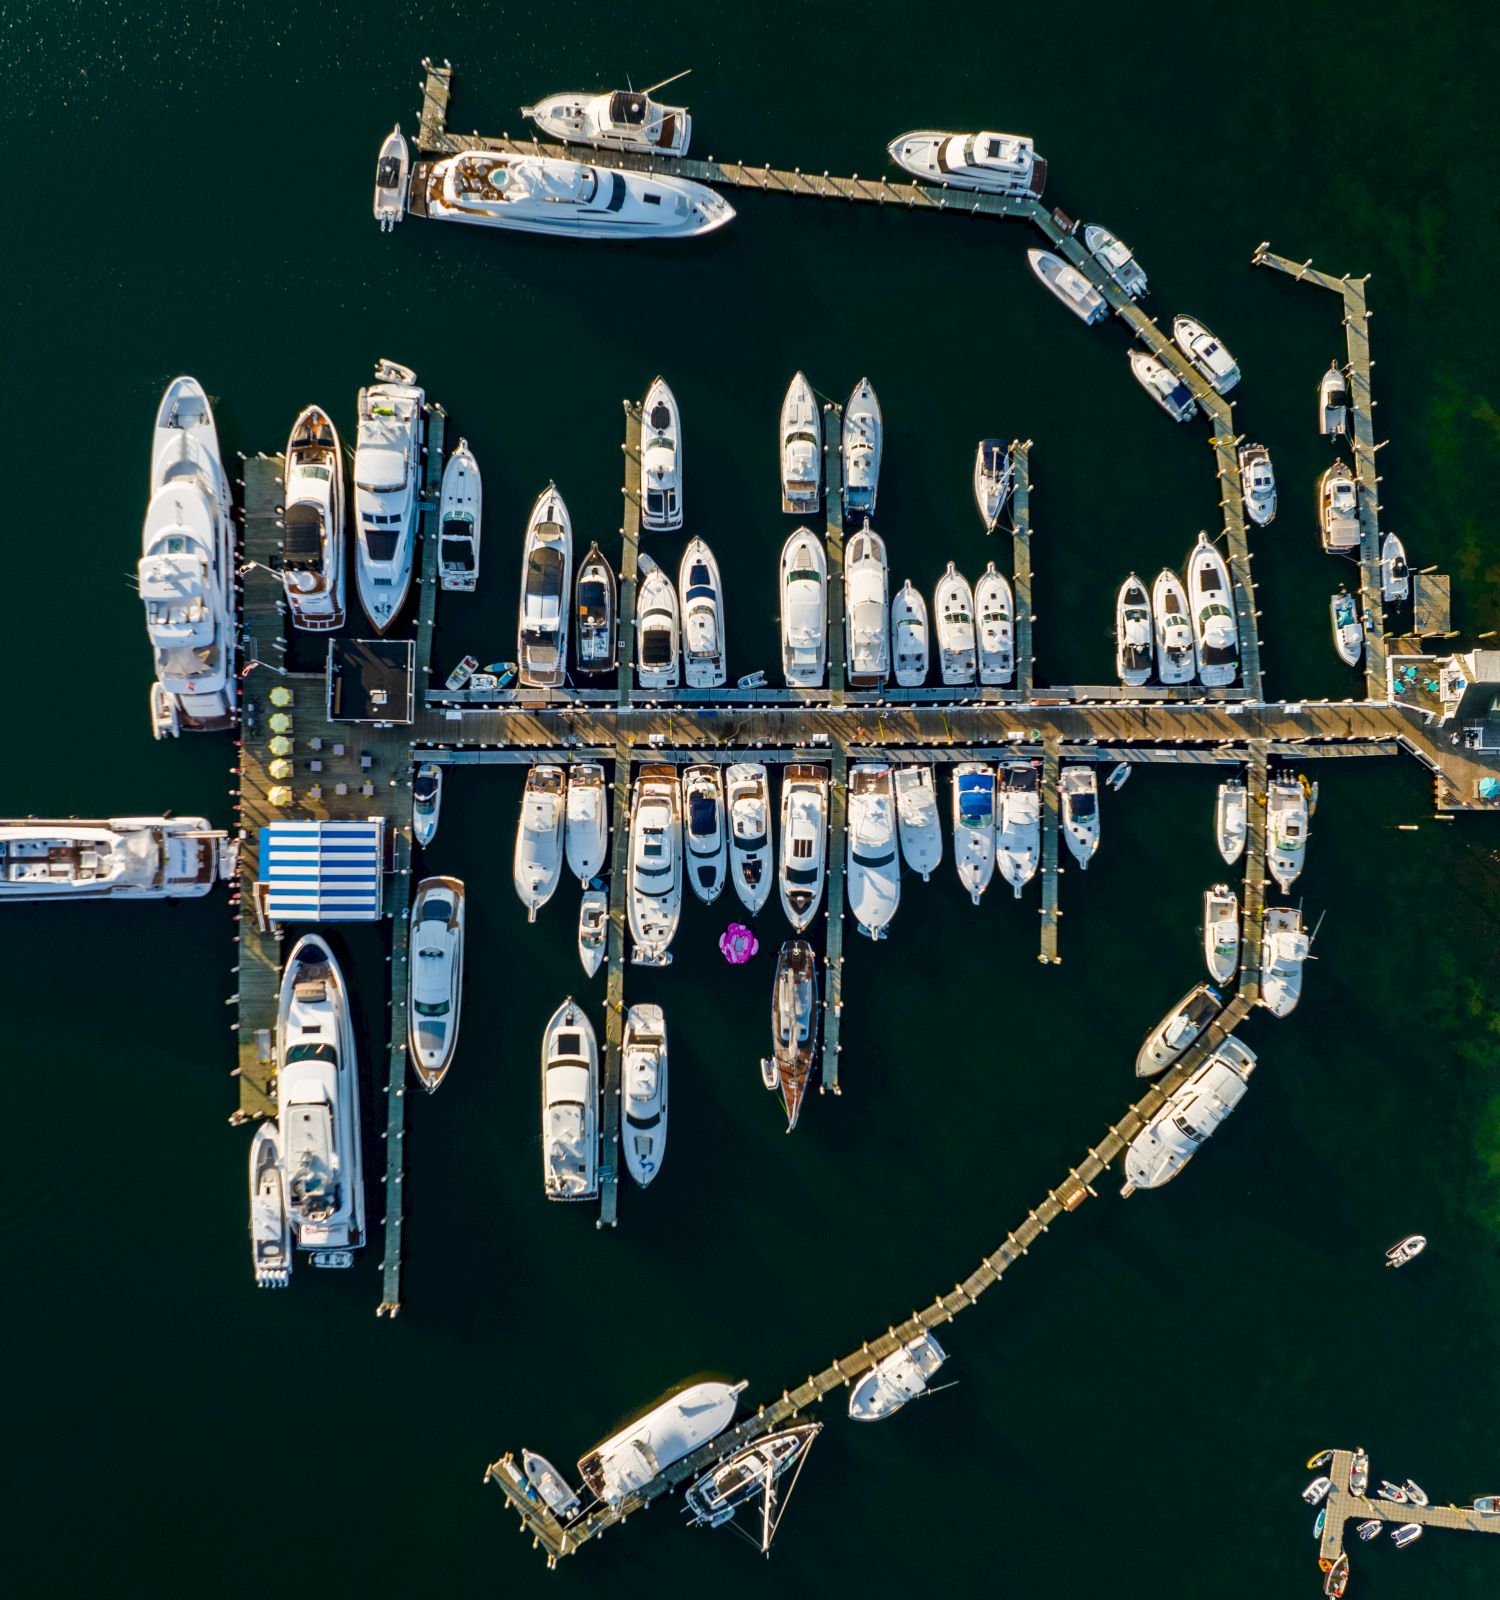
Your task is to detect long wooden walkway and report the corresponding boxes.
[1316,1448,1500,1572]
[1037,740,1062,964]
[1238,743,1270,1002]
[822,749,848,1093]
[825,403,847,701]
[1009,440,1036,699]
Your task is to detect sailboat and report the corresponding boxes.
[684,1423,821,1555]
[780,372,823,513]
[973,439,1012,531]
[768,940,819,1130]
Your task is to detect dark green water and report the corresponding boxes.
[5,4,1499,1595]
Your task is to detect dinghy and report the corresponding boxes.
[934,563,977,685]
[894,765,943,881]
[1152,568,1195,685]
[780,371,823,513]
[1059,766,1100,869]
[1203,884,1239,984]
[1330,587,1363,666]
[1116,573,1154,686]
[680,537,727,688]
[726,762,773,915]
[973,439,1013,531]
[438,438,482,591]
[842,379,883,519]
[635,553,681,689]
[976,563,1015,685]
[641,377,683,531]
[891,580,930,687]
[951,763,996,904]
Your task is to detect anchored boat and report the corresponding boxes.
[1137,981,1223,1078]
[577,889,607,978]
[1319,362,1349,436]
[684,1423,821,1552]
[1215,778,1248,864]
[780,371,823,513]
[976,562,1015,685]
[891,579,930,686]
[541,998,599,1201]
[518,485,573,687]
[779,764,829,932]
[951,763,997,904]
[845,523,890,687]
[727,762,774,915]
[1304,1476,1334,1506]
[887,128,1046,196]
[1128,349,1198,423]
[1385,1234,1427,1268]
[997,762,1041,898]
[1028,248,1108,324]
[635,553,681,690]
[642,377,684,531]
[628,764,683,965]
[849,1332,949,1420]
[0,817,228,902]
[578,1380,746,1508]
[248,1122,290,1289]
[894,765,943,881]
[847,763,900,940]
[1381,532,1410,602]
[438,438,482,591]
[842,379,883,519]
[680,537,727,688]
[1238,442,1277,526]
[353,359,425,634]
[1320,461,1360,552]
[373,124,411,229]
[769,940,819,1130]
[935,563,977,685]
[1267,775,1311,892]
[575,543,617,674]
[521,1450,581,1520]
[281,403,346,631]
[514,765,566,920]
[1330,588,1364,666]
[622,1003,668,1187]
[1122,1035,1257,1193]
[1186,533,1240,687]
[522,75,692,155]
[409,877,465,1091]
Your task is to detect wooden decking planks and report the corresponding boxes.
[1009,440,1036,700]
[822,747,848,1093]
[824,403,846,702]
[1038,740,1062,963]
[1238,742,1270,1003]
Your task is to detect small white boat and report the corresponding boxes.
[1136,981,1223,1078]
[541,998,598,1201]
[641,377,684,532]
[886,128,1046,196]
[281,404,346,631]
[973,439,1012,531]
[1237,442,1276,527]
[517,484,573,688]
[934,563,977,685]
[1320,461,1361,552]
[514,765,566,920]
[682,764,728,905]
[1380,532,1410,602]
[1122,1035,1256,1193]
[1356,1520,1383,1541]
[894,765,943,881]
[780,371,823,514]
[1173,316,1241,394]
[1391,1524,1423,1549]
[842,378,883,519]
[1084,224,1148,297]
[353,360,425,634]
[1378,1481,1409,1503]
[1267,776,1311,892]
[1304,1476,1333,1506]
[1107,763,1131,791]
[408,876,464,1091]
[997,762,1041,898]
[622,1002,668,1187]
[521,1450,582,1520]
[1203,884,1240,984]
[438,438,482,591]
[1330,588,1364,666]
[1128,349,1198,423]
[780,528,827,688]
[779,764,829,932]
[1319,362,1349,436]
[248,1123,290,1289]
[577,888,607,978]
[1404,1481,1429,1508]
[522,78,692,156]
[445,655,478,691]
[575,543,617,674]
[951,763,996,904]
[1060,767,1100,869]
[628,764,683,965]
[726,762,774,916]
[848,1332,948,1421]
[847,763,901,940]
[373,124,410,230]
[1215,778,1247,864]
[578,1380,746,1508]
[845,523,890,686]
[635,553,681,690]
[564,762,608,884]
[1187,533,1239,687]
[413,761,442,846]
[680,537,727,689]
[1385,1234,1427,1268]
[891,579,930,687]
[1028,248,1108,324]
[976,563,1016,686]
[1474,1496,1500,1516]
[1351,1448,1370,1497]
[1116,573,1154,686]
[1152,568,1195,685]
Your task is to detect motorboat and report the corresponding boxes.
[1351,1448,1370,1496]
[1136,981,1223,1077]
[887,128,1046,196]
[541,998,599,1201]
[446,655,479,691]
[353,359,424,634]
[781,371,823,513]
[248,1123,290,1289]
[1306,1450,1335,1471]
[769,940,819,1130]
[578,888,607,978]
[514,765,566,920]
[521,1450,582,1520]
[1186,533,1240,687]
[1324,1553,1349,1599]
[973,439,1012,531]
[1028,248,1108,324]
[408,876,464,1091]
[1215,778,1247,865]
[1385,1234,1427,1268]
[845,523,890,686]
[1128,350,1198,423]
[622,1002,668,1187]
[1391,1524,1423,1549]
[726,762,773,915]
[1404,1481,1429,1508]
[891,579,930,687]
[140,376,236,736]
[1377,1481,1408,1503]
[564,761,608,884]
[372,124,410,230]
[934,563,977,685]
[1319,362,1349,436]
[281,403,346,631]
[576,543,617,673]
[522,77,692,155]
[417,150,734,240]
[683,764,728,904]
[1203,883,1240,985]
[684,1423,821,1549]
[1060,767,1100,869]
[1121,1035,1257,1193]
[847,764,900,940]
[680,537,727,688]
[1152,568,1195,685]
[1330,588,1363,666]
[894,765,943,881]
[438,437,482,592]
[1116,574,1154,686]
[1320,461,1361,552]
[1356,1520,1383,1541]
[277,935,365,1263]
[517,484,573,687]
[950,763,997,905]
[1084,224,1147,297]
[1173,316,1240,393]
[1267,775,1311,892]
[842,378,882,519]
[848,1332,948,1421]
[997,762,1041,898]
[578,1380,746,1508]
[628,764,683,965]
[1260,905,1310,1018]
[780,528,827,688]
[976,563,1015,685]
[1381,532,1410,602]
[1303,1477,1333,1506]
[635,553,681,689]
[779,765,829,931]
[0,817,228,902]
[1238,442,1277,527]
[641,376,684,531]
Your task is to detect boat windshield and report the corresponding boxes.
[414,998,450,1017]
[853,847,896,868]
[285,1043,338,1064]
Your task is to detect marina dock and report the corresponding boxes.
[1037,739,1062,963]
[1009,440,1036,700]
[1316,1449,1500,1572]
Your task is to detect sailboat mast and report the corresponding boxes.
[760,1456,774,1556]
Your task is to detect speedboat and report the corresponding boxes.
[353,359,425,633]
[635,553,681,689]
[769,940,819,1130]
[1356,1520,1383,1541]
[1404,1481,1429,1508]
[974,439,1012,531]
[578,1380,746,1508]
[1385,1234,1427,1268]
[408,876,464,1091]
[1173,316,1240,393]
[417,150,733,240]
[1381,532,1410,602]
[684,1424,821,1546]
[1330,588,1363,666]
[1324,1553,1349,1599]
[1128,350,1198,423]
[517,484,573,687]
[1377,1481,1408,1503]
[951,763,997,905]
[140,376,236,736]
[0,816,227,902]
[1121,1035,1257,1193]
[281,403,346,631]
[1391,1524,1423,1549]
[779,765,829,931]
[564,761,608,884]
[1203,884,1240,984]
[1351,1448,1370,1496]
[1084,224,1147,297]
[248,1123,290,1289]
[894,765,943,881]
[934,563,977,685]
[641,377,684,531]
[522,78,692,155]
[628,764,683,965]
[576,543,617,674]
[514,765,566,920]
[1060,767,1100,869]
[1216,778,1247,865]
[680,537,727,688]
[520,1450,581,1520]
[683,764,728,904]
[1152,568,1195,685]
[541,998,599,1201]
[1319,362,1349,436]
[842,379,882,519]
[891,579,930,686]
[887,128,1046,195]
[1238,442,1277,527]
[845,523,890,686]
[372,124,410,230]
[622,1003,668,1187]
[1320,461,1361,551]
[1028,248,1108,324]
[1267,775,1311,891]
[726,762,774,915]
[1136,981,1223,1077]
[1186,533,1239,687]
[848,1332,948,1421]
[847,764,900,939]
[997,762,1041,898]
[1303,1476,1333,1506]
[277,935,365,1264]
[780,528,827,687]
[976,563,1015,685]
[578,889,607,978]
[438,437,482,591]
[1116,574,1154,686]
[781,371,823,513]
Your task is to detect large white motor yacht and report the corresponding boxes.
[1059,767,1100,869]
[578,1381,746,1507]
[564,762,608,885]
[976,562,1015,685]
[1260,906,1310,1018]
[779,764,829,931]
[622,1002,668,1187]
[514,765,566,920]
[1151,568,1195,685]
[438,437,482,591]
[635,553,681,689]
[1186,533,1240,687]
[413,761,442,847]
[1238,442,1277,527]
[682,764,728,904]
[934,563,977,685]
[628,764,684,965]
[680,537,726,688]
[1128,349,1198,423]
[1028,249,1108,324]
[641,377,684,531]
[726,762,774,915]
[408,876,464,1091]
[541,998,599,1201]
[781,371,823,513]
[951,763,997,905]
[1267,776,1312,892]
[518,484,573,688]
[1084,225,1148,297]
[0,817,227,901]
[845,523,890,687]
[887,128,1046,196]
[1116,573,1154,686]
[522,81,692,155]
[1122,1036,1257,1194]
[842,379,883,519]
[1319,461,1361,551]
[894,765,943,881]
[848,1332,949,1421]
[891,579,930,687]
[1136,981,1223,1078]
[1173,316,1241,394]
[780,529,827,688]
[353,359,425,633]
[248,1122,291,1289]
[997,762,1041,897]
[281,404,346,631]
[847,764,901,939]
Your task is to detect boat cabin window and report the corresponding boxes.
[787,864,819,886]
[364,527,401,562]
[605,172,628,212]
[285,1043,338,1065]
[1069,793,1097,818]
[554,1032,581,1055]
[414,998,450,1017]
[853,847,896,868]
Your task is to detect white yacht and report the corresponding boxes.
[1116,573,1154,686]
[726,762,774,915]
[408,876,464,1091]
[891,579,930,686]
[887,128,1046,196]
[1215,779,1247,864]
[518,484,573,688]
[1381,532,1410,602]
[976,563,1015,685]
[622,1002,668,1187]
[277,935,365,1264]
[1331,588,1363,666]
[1260,905,1310,1018]
[353,359,425,633]
[281,403,346,631]
[680,537,726,688]
[1084,224,1148,297]
[578,1381,746,1508]
[683,764,728,904]
[514,765,566,920]
[951,763,997,905]
[578,888,608,978]
[1136,981,1223,1078]
[769,939,819,1130]
[780,371,823,513]
[564,762,608,885]
[438,437,482,591]
[1152,568,1195,685]
[845,523,890,686]
[780,529,827,688]
[779,763,829,931]
[628,764,683,965]
[576,543,617,674]
[973,439,1012,531]
[842,378,883,519]
[1122,1035,1257,1194]
[894,765,943,881]
[541,998,599,1201]
[1128,350,1198,423]
[1267,776,1312,892]
[413,761,442,847]
[372,124,410,230]
[847,764,901,939]
[522,79,692,155]
[684,1423,822,1546]
[641,377,684,532]
[1060,767,1100,869]
[140,376,236,736]
[0,817,227,901]
[1028,249,1108,324]
[520,1451,582,1520]
[1238,442,1277,527]
[1186,533,1240,687]
[1319,362,1349,436]
[934,563,977,685]
[997,762,1041,898]
[848,1332,949,1421]
[1173,316,1241,394]
[248,1122,291,1289]
[1203,884,1240,985]
[1320,461,1361,552]
[635,553,681,689]
[416,150,733,240]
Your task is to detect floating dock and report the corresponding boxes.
[1316,1448,1500,1573]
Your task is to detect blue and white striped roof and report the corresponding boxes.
[259,820,384,923]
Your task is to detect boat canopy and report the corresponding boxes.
[259,820,384,922]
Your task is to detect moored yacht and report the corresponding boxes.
[522,79,692,155]
[1267,775,1312,892]
[248,1122,290,1289]
[894,765,943,881]
[1260,905,1311,1018]
[845,523,890,686]
[1215,778,1247,864]
[973,439,1012,531]
[1320,461,1360,551]
[1136,981,1223,1077]
[1319,362,1349,436]
[1380,532,1410,602]
[1060,766,1100,869]
[541,998,599,1201]
[628,764,684,965]
[1186,533,1240,687]
[951,762,997,905]
[641,377,684,531]
[683,764,728,904]
[847,764,901,939]
[1122,1035,1257,1194]
[997,761,1041,898]
[848,1332,949,1421]
[408,876,464,1090]
[1028,249,1108,324]
[726,762,773,915]
[622,1003,668,1187]
[1203,884,1239,984]
[891,580,930,686]
[1330,588,1363,666]
[1173,316,1240,393]
[514,765,566,920]
[518,485,573,687]
[1152,568,1195,685]
[520,1451,581,1520]
[887,128,1046,196]
[1116,574,1154,686]
[769,940,819,1130]
[635,553,681,690]
[1084,224,1148,297]
[353,359,425,633]
[976,563,1015,685]
[1128,350,1198,423]
[578,1380,746,1508]
[1238,442,1277,526]
[680,537,727,688]
[373,124,410,229]
[934,563,977,685]
[281,403,346,631]
[780,371,823,513]
[575,543,617,674]
[578,888,607,978]
[842,379,883,519]
[0,817,228,901]
[779,764,829,931]
[564,761,608,885]
[780,529,827,688]
[438,437,482,591]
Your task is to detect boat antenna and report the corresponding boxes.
[640,68,692,97]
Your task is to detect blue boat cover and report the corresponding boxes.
[258,819,384,922]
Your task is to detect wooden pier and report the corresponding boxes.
[821,748,848,1093]
[1316,1449,1500,1572]
[824,403,847,702]
[1037,739,1062,964]
[1009,440,1036,700]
